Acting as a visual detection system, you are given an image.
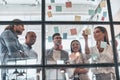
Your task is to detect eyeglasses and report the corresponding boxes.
[54,37,62,39]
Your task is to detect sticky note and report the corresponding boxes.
[75,16,81,21]
[84,28,91,35]
[48,36,52,42]
[100,41,107,48]
[101,16,105,21]
[51,0,55,3]
[89,9,95,15]
[47,11,52,17]
[57,60,64,64]
[70,28,77,35]
[97,6,102,13]
[56,6,62,12]
[100,1,106,8]
[103,11,107,17]
[92,53,99,61]
[63,33,67,39]
[54,26,59,33]
[66,1,72,8]
[48,5,52,10]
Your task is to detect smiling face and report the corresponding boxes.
[25,31,36,46]
[71,40,81,53]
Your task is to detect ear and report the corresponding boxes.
[25,36,27,39]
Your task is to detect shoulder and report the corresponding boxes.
[61,50,69,55]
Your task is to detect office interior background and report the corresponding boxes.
[0,0,120,80]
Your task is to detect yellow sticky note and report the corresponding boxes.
[75,16,81,21]
[47,11,52,17]
[100,1,106,8]
[85,28,91,35]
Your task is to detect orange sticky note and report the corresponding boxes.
[47,11,52,17]
[75,16,81,21]
[70,28,77,35]
[66,1,72,8]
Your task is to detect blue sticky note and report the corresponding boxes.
[56,6,62,12]
[51,0,55,3]
[54,27,59,33]
[48,36,52,42]
[89,9,95,15]
[63,33,67,39]
[103,11,107,17]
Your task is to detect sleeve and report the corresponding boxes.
[2,30,23,58]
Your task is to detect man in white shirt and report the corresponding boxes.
[45,33,69,80]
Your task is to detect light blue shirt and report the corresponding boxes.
[0,30,24,64]
[22,43,38,59]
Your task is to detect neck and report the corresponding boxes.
[26,43,32,49]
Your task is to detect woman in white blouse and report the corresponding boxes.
[68,40,90,80]
[82,26,115,80]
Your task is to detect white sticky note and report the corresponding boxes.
[65,73,69,80]
[100,41,107,48]
[92,53,99,61]
[57,60,64,64]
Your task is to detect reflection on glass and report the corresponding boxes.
[1,68,40,80]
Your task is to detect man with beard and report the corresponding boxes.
[0,19,26,80]
[45,33,69,80]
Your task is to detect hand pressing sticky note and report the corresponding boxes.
[100,41,107,48]
[100,1,106,8]
[84,28,91,35]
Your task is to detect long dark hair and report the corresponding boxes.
[70,40,82,53]
[95,26,109,45]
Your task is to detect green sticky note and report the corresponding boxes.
[48,36,52,42]
[54,27,59,33]
[89,9,95,15]
[63,33,67,39]
[56,6,62,12]
[97,6,102,13]
[51,0,55,3]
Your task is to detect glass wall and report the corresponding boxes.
[0,0,120,80]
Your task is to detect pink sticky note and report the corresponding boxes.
[70,28,77,35]
[66,2,72,8]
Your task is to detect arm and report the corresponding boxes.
[2,30,23,58]
[74,68,88,74]
[82,31,90,54]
